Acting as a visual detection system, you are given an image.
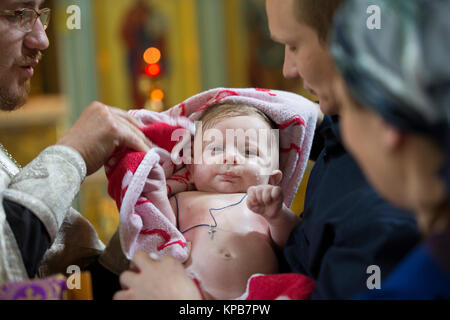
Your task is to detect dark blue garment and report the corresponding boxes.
[356,243,450,300]
[284,116,420,299]
[4,199,50,278]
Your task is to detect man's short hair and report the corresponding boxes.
[294,0,344,41]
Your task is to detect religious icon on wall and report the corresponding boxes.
[244,0,301,93]
[121,0,167,108]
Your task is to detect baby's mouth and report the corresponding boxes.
[219,172,239,181]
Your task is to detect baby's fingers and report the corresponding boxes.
[247,187,263,213]
[262,187,274,204]
[248,186,263,204]
[260,186,281,205]
[271,186,283,201]
[247,202,264,215]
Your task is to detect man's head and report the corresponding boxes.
[265,0,343,115]
[0,0,49,111]
[188,103,282,193]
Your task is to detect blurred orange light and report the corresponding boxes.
[151,89,164,101]
[143,47,161,65]
[145,64,161,77]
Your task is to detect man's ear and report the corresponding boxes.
[268,169,283,186]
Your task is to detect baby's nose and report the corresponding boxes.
[224,149,243,165]
[224,152,238,165]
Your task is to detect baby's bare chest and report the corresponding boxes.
[176,192,269,235]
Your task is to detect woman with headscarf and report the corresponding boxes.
[330,0,450,299]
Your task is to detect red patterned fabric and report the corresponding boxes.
[239,273,315,300]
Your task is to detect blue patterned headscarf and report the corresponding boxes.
[330,0,450,194]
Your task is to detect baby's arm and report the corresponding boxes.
[247,185,300,249]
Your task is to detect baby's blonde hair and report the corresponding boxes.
[199,103,277,132]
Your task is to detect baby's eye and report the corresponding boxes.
[211,147,223,153]
[245,149,257,157]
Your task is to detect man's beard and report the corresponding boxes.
[0,50,41,112]
[0,79,30,112]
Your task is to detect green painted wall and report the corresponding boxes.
[196,0,228,90]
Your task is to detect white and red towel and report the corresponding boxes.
[105,120,194,263]
[237,273,315,300]
[189,272,315,300]
[105,87,318,266]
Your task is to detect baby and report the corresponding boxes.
[147,103,300,299]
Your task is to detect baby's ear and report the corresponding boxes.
[268,169,283,186]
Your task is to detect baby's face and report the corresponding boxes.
[189,115,281,193]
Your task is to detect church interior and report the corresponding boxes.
[0,0,316,243]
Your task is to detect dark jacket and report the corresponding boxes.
[284,116,420,299]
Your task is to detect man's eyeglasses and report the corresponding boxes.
[0,8,51,33]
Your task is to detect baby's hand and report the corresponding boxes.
[247,185,283,221]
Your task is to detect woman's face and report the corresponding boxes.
[333,75,448,220]
[333,75,410,208]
